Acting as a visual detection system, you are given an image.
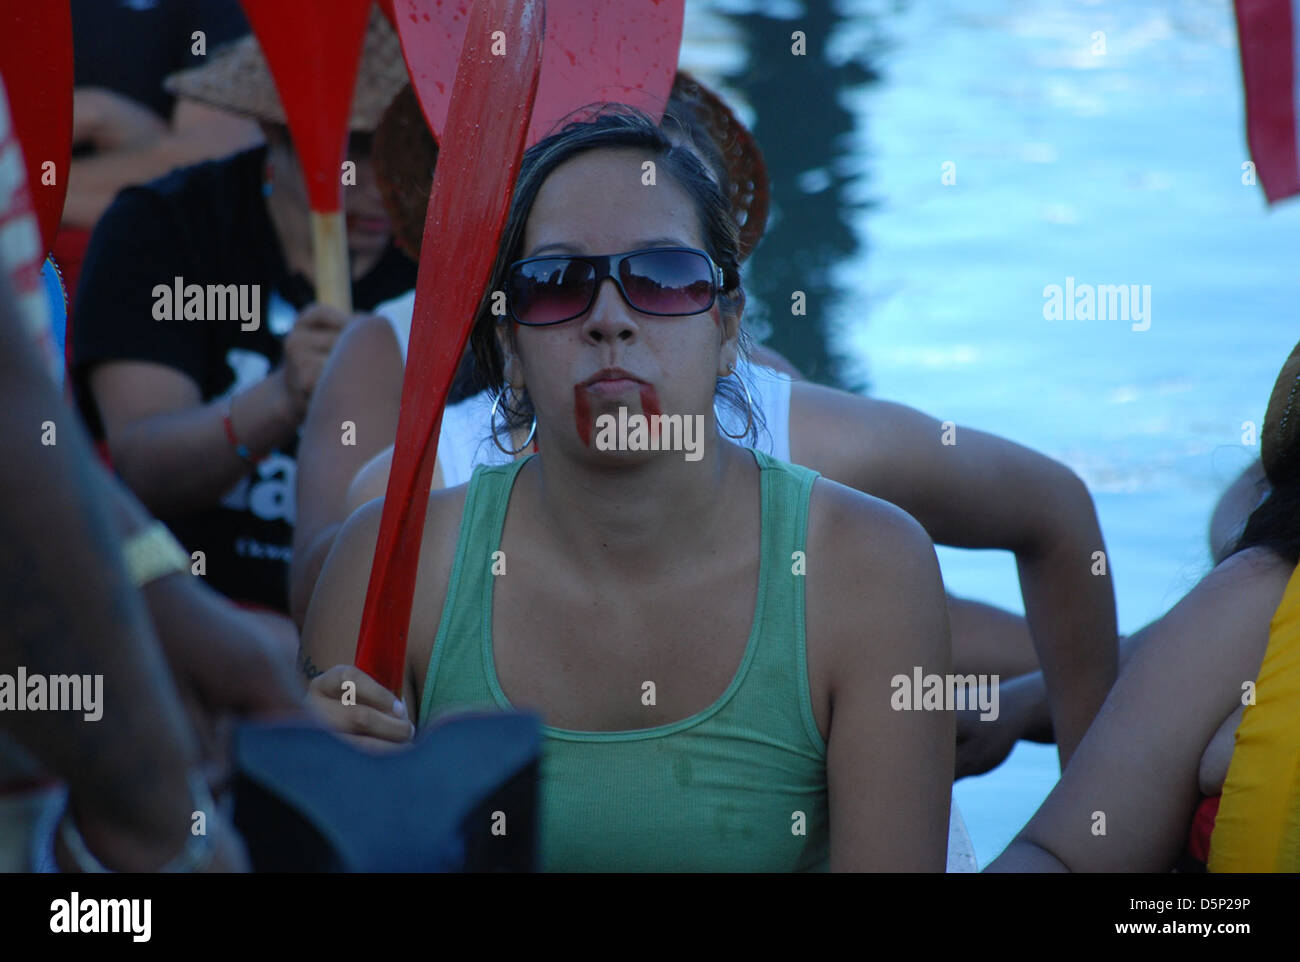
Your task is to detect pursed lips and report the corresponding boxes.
[579,368,646,398]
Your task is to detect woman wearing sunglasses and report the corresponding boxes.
[294,81,1117,792]
[299,110,954,871]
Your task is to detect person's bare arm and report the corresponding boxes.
[89,303,348,519]
[291,314,405,625]
[90,359,298,517]
[0,265,240,870]
[64,93,262,228]
[299,486,464,747]
[986,547,1290,872]
[791,382,1117,769]
[809,480,953,871]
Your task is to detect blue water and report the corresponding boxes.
[837,0,1300,865]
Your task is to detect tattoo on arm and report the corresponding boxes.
[298,645,323,681]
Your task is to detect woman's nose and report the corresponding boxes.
[580,276,638,342]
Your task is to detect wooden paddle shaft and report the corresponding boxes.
[310,210,352,312]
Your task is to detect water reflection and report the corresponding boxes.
[684,0,1300,867]
[683,0,876,388]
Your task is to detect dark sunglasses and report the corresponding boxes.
[505,246,726,327]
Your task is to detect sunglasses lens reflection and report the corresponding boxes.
[508,249,718,325]
[509,258,596,326]
[621,250,715,315]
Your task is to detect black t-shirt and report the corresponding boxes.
[71,146,417,612]
[72,0,249,122]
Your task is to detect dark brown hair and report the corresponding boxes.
[1230,340,1300,566]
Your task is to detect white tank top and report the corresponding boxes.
[373,289,795,487]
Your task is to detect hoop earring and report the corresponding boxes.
[718,364,754,441]
[490,389,538,455]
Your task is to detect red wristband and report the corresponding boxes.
[223,397,264,465]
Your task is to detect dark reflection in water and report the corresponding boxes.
[723,5,877,391]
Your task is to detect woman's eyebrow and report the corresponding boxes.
[525,242,580,256]
[525,237,692,257]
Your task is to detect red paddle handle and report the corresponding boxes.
[238,0,371,214]
[354,0,545,692]
[0,0,73,254]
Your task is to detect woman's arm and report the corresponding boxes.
[291,314,405,626]
[986,547,1290,872]
[90,360,299,517]
[298,500,416,748]
[791,382,1117,768]
[300,481,467,746]
[808,480,954,871]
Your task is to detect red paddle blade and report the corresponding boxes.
[390,0,682,148]
[533,0,683,137]
[239,0,372,213]
[354,0,544,692]
[0,0,72,253]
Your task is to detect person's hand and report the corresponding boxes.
[306,664,414,751]
[72,87,167,151]
[276,304,351,422]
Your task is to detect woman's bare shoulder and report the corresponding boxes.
[805,476,940,585]
[341,482,471,590]
[1182,545,1294,634]
[1166,545,1295,669]
[803,477,948,684]
[336,312,403,364]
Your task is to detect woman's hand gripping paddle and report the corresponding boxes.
[353,0,545,693]
[238,0,372,311]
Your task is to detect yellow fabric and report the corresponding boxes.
[1209,561,1300,872]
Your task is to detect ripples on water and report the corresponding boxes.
[686,0,1300,865]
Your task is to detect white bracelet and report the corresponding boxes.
[120,521,191,590]
[59,773,218,873]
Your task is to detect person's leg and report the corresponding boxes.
[948,594,1039,679]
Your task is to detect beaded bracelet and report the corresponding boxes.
[223,395,264,465]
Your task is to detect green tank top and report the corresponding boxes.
[417,448,830,872]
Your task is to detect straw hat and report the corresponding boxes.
[373,71,771,261]
[1262,339,1300,487]
[664,71,770,262]
[163,6,406,132]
